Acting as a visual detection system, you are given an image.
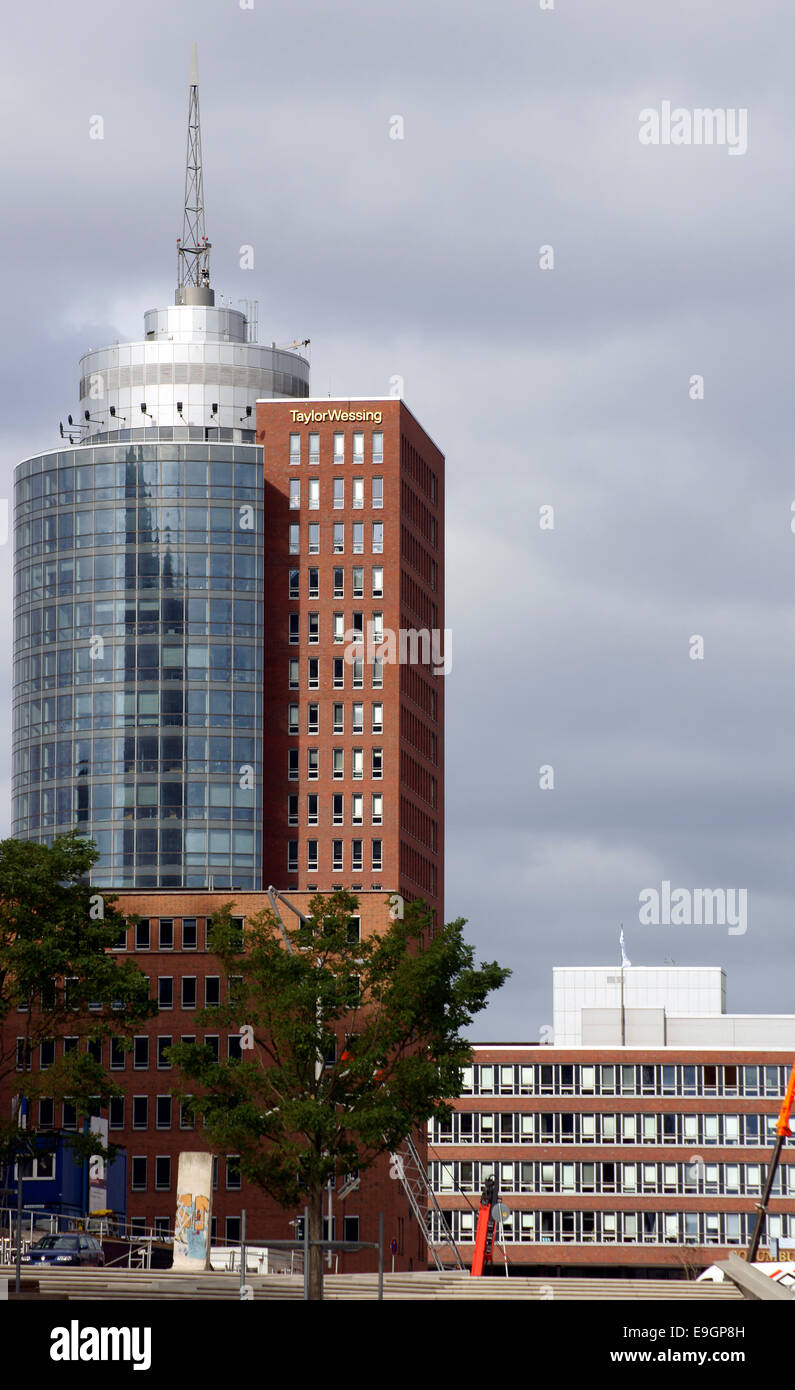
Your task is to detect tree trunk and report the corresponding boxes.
[307,1186,325,1301]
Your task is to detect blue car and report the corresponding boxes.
[22,1233,104,1267]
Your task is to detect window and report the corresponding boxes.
[288,840,298,872]
[353,658,364,689]
[109,1097,125,1130]
[371,793,383,825]
[343,1215,360,1244]
[352,794,363,825]
[352,477,364,509]
[307,794,318,826]
[182,977,197,1009]
[288,703,300,735]
[131,1157,147,1190]
[204,1036,220,1062]
[157,1036,172,1069]
[156,1096,172,1129]
[334,432,344,464]
[40,1038,55,1069]
[372,612,383,643]
[372,567,383,597]
[372,747,383,778]
[333,523,344,553]
[353,523,364,554]
[308,524,319,554]
[371,839,382,870]
[289,524,299,555]
[308,748,319,780]
[353,567,364,597]
[308,478,319,510]
[372,658,383,688]
[289,433,301,465]
[289,568,300,598]
[132,1096,148,1129]
[289,479,300,509]
[308,658,319,689]
[352,703,364,733]
[155,1156,171,1191]
[226,1156,242,1191]
[352,840,363,871]
[289,613,299,644]
[308,567,319,598]
[158,977,173,1010]
[307,841,318,872]
[110,1037,125,1070]
[134,1036,149,1069]
[334,613,345,643]
[372,522,383,553]
[289,659,299,689]
[333,568,344,598]
[135,919,150,951]
[158,919,174,950]
[333,794,344,825]
[333,478,344,509]
[332,841,343,871]
[307,703,319,734]
[182,918,197,950]
[333,703,344,733]
[288,749,299,781]
[372,703,383,733]
[333,749,344,779]
[352,432,364,463]
[205,977,220,1007]
[352,748,363,779]
[308,432,319,462]
[372,477,383,508]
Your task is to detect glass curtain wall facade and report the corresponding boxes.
[13,432,263,889]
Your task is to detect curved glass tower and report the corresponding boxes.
[12,51,310,889]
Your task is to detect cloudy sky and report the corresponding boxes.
[2,0,794,1037]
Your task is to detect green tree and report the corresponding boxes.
[0,832,154,1170]
[169,891,509,1299]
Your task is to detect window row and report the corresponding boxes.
[289,703,383,736]
[431,1158,793,1198]
[431,1208,793,1247]
[289,477,383,510]
[288,747,383,781]
[289,566,383,600]
[289,612,387,645]
[288,793,383,827]
[462,1062,790,1098]
[287,839,383,873]
[15,552,261,602]
[430,1111,781,1146]
[289,523,383,555]
[289,657,383,690]
[288,431,383,466]
[130,1155,241,1194]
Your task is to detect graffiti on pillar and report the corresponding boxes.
[174,1192,210,1261]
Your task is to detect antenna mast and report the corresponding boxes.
[176,43,214,305]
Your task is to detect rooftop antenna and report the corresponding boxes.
[176,43,214,307]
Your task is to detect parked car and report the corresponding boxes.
[22,1233,104,1267]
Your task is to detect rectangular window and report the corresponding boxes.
[334,613,345,643]
[333,568,344,598]
[289,568,300,598]
[308,658,319,689]
[307,840,318,872]
[353,658,364,689]
[133,1036,149,1069]
[182,918,198,949]
[372,657,383,688]
[131,1157,147,1190]
[372,567,383,597]
[353,523,364,554]
[308,432,319,462]
[371,793,383,825]
[372,432,383,463]
[109,1097,124,1130]
[333,478,344,509]
[352,748,363,780]
[205,977,220,1007]
[132,1096,148,1130]
[288,749,299,780]
[353,567,364,597]
[352,477,364,509]
[372,612,383,643]
[333,748,344,779]
[157,1036,172,1069]
[352,703,364,733]
[110,1037,125,1070]
[226,1156,242,1191]
[372,477,383,508]
[333,703,344,733]
[135,919,150,951]
[352,794,363,825]
[289,479,300,509]
[308,524,319,554]
[307,703,319,734]
[288,840,298,873]
[351,840,363,871]
[308,748,319,780]
[352,432,364,463]
[288,703,300,734]
[289,433,300,465]
[333,658,344,689]
[155,1156,171,1191]
[333,523,344,554]
[371,839,382,870]
[307,793,318,825]
[372,522,383,553]
[332,841,344,871]
[372,747,383,778]
[156,1096,172,1130]
[308,478,319,510]
[158,919,174,950]
[289,524,299,555]
[334,432,345,464]
[181,977,197,1009]
[333,793,344,825]
[289,659,299,689]
[308,567,319,598]
[372,703,383,733]
[289,613,299,644]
